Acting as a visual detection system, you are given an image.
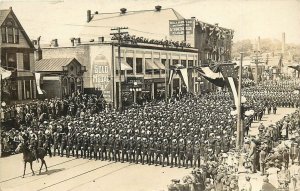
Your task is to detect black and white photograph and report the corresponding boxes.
[0,0,300,190]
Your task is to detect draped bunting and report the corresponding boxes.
[0,67,12,79]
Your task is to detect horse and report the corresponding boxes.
[15,142,48,178]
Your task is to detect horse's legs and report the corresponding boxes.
[39,159,44,174]
[30,162,35,176]
[23,162,27,178]
[43,159,48,172]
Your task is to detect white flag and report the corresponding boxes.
[35,73,43,94]
[0,67,12,79]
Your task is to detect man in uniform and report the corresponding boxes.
[88,134,95,160]
[128,136,136,163]
[53,132,61,157]
[100,134,107,161]
[82,132,89,159]
[113,134,121,162]
[148,137,155,165]
[44,130,52,157]
[259,146,267,176]
[75,133,83,158]
[170,139,179,168]
[135,137,142,164]
[94,134,101,160]
[141,137,148,165]
[161,138,170,167]
[121,136,128,163]
[185,140,193,169]
[193,140,201,168]
[178,139,185,168]
[66,133,74,158]
[29,134,39,163]
[60,133,68,157]
[249,138,258,173]
[155,138,162,166]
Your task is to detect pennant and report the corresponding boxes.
[195,66,225,87]
[288,65,300,72]
[178,68,189,92]
[34,73,43,94]
[0,67,12,79]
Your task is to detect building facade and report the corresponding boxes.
[40,42,199,107]
[0,7,36,102]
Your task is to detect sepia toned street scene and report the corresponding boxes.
[0,0,300,190]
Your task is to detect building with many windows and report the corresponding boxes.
[37,6,233,107]
[0,7,36,102]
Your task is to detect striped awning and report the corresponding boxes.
[115,61,133,70]
[145,59,160,70]
[154,59,166,70]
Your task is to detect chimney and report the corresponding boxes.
[282,32,285,54]
[191,16,196,19]
[120,8,127,14]
[155,5,162,11]
[257,36,261,52]
[98,36,104,42]
[51,39,58,47]
[87,10,92,23]
[74,38,81,45]
[70,37,75,46]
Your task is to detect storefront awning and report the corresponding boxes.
[145,59,160,70]
[154,59,166,70]
[116,61,133,70]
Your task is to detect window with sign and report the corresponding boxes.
[136,58,142,74]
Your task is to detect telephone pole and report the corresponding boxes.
[110,27,128,112]
[236,53,243,149]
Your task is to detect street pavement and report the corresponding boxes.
[239,107,298,191]
[0,152,190,191]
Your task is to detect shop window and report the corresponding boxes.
[23,53,30,70]
[7,53,17,70]
[181,60,187,68]
[188,60,193,67]
[126,57,133,74]
[136,58,142,74]
[172,59,178,66]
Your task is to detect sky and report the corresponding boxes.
[1,0,300,46]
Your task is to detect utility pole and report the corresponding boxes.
[110,27,128,112]
[183,19,187,42]
[251,50,264,84]
[236,53,243,149]
[0,74,2,157]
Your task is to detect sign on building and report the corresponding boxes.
[169,19,194,35]
[92,54,112,102]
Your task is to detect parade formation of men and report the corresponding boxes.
[1,78,300,191]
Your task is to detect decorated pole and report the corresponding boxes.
[236,53,243,149]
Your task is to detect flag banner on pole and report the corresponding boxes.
[178,68,189,91]
[34,73,43,94]
[219,64,239,105]
[195,66,225,87]
[0,67,12,79]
